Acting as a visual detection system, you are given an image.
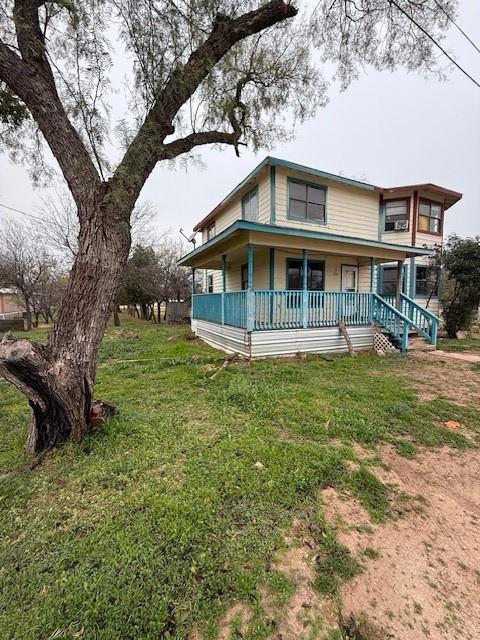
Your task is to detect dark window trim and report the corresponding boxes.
[383,197,411,233]
[240,263,248,291]
[379,265,407,296]
[241,186,259,222]
[415,264,440,298]
[287,177,327,225]
[285,258,325,290]
[417,198,444,237]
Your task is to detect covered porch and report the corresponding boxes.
[178,221,438,356]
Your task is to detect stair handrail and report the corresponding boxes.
[399,293,439,344]
[371,294,414,352]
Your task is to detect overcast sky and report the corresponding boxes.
[1,1,479,241]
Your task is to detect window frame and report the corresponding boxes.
[207,274,214,293]
[287,177,327,225]
[383,198,410,233]
[206,222,216,241]
[241,186,259,222]
[379,265,407,297]
[417,198,443,236]
[286,258,325,291]
[415,265,440,298]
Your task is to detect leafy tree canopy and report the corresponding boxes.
[0,0,455,183]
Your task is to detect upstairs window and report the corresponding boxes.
[286,259,324,291]
[415,265,440,297]
[418,200,442,234]
[384,199,409,232]
[207,222,216,241]
[242,188,259,222]
[288,179,326,224]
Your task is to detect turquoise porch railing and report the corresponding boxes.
[192,290,422,351]
[382,293,439,344]
[252,291,373,330]
[192,293,223,324]
[193,291,375,332]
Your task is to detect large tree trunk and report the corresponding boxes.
[0,202,131,455]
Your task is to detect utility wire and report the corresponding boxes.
[433,0,480,56]
[389,0,480,89]
[0,202,46,224]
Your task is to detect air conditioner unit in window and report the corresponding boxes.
[394,220,408,231]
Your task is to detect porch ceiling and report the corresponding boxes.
[177,221,434,269]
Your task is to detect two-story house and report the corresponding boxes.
[178,157,461,357]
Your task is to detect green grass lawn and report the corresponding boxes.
[438,334,480,352]
[1,318,479,639]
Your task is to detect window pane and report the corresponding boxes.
[287,266,301,289]
[289,181,307,200]
[418,215,429,231]
[382,268,398,295]
[307,185,325,204]
[419,202,430,216]
[306,202,325,222]
[243,190,258,221]
[431,204,441,219]
[308,263,324,291]
[430,217,440,233]
[385,200,408,217]
[289,199,306,218]
[386,213,408,223]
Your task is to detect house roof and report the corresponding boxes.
[192,157,462,231]
[379,184,462,209]
[178,220,435,268]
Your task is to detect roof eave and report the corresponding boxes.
[178,221,434,267]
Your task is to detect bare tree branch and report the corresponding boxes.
[0,2,102,212]
[112,0,297,203]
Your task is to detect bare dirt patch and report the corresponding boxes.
[323,445,480,640]
[261,518,339,639]
[399,353,480,407]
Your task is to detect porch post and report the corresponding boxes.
[191,267,196,321]
[396,259,404,310]
[302,249,308,328]
[246,244,255,331]
[269,248,275,326]
[370,257,375,292]
[221,254,227,325]
[369,258,376,323]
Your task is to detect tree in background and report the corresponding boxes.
[0,219,60,330]
[120,238,190,322]
[440,235,480,338]
[156,238,191,321]
[122,245,161,321]
[0,1,456,453]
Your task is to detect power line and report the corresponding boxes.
[433,0,480,57]
[0,202,45,223]
[389,0,480,89]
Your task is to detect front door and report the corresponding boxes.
[341,265,359,292]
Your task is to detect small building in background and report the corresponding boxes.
[0,288,25,331]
